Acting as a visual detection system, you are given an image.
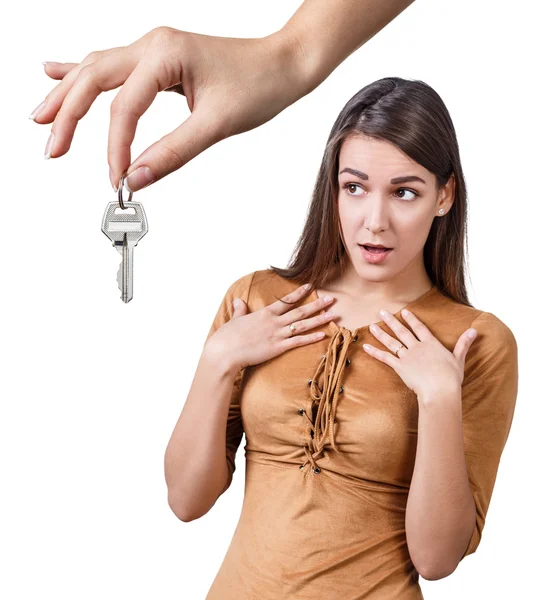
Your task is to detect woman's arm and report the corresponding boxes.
[406,312,519,579]
[164,272,254,521]
[164,347,241,522]
[35,0,417,191]
[406,388,476,580]
[276,0,417,94]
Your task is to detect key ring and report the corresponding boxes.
[118,171,133,210]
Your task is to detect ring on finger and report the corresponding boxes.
[394,343,406,356]
[289,323,298,336]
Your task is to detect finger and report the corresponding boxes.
[268,284,313,316]
[231,298,247,317]
[43,62,79,80]
[368,323,409,354]
[454,328,477,361]
[122,103,227,193]
[278,310,334,339]
[282,330,327,351]
[50,49,138,160]
[399,308,433,342]
[34,49,124,126]
[362,344,399,368]
[278,293,333,328]
[376,311,417,349]
[108,52,170,190]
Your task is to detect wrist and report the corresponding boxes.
[262,29,321,98]
[417,384,462,409]
[202,340,241,379]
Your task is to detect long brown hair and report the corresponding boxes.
[269,76,473,308]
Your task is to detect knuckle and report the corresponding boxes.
[84,50,101,63]
[158,142,187,171]
[109,97,134,119]
[78,63,96,83]
[295,306,306,320]
[262,306,275,321]
[149,26,177,46]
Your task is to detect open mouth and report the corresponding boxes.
[360,245,392,253]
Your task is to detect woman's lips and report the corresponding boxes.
[359,244,393,264]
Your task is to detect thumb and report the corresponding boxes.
[454,328,477,362]
[231,298,247,318]
[124,108,225,193]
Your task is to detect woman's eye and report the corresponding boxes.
[394,188,418,201]
[344,183,362,195]
[342,183,418,201]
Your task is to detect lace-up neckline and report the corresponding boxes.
[300,327,358,472]
[299,284,437,473]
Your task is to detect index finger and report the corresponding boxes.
[45,49,136,160]
[107,52,169,190]
[271,283,313,316]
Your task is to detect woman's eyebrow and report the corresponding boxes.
[339,167,426,185]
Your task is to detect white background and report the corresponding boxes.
[3,0,537,597]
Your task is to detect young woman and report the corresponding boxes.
[165,76,518,599]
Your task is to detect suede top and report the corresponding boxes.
[203,269,518,600]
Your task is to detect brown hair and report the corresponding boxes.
[269,76,473,308]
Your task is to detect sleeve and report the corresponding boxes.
[459,311,519,560]
[203,270,256,494]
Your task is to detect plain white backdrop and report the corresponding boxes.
[3,0,537,597]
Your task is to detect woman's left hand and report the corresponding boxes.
[363,308,478,402]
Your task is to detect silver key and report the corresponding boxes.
[101,201,148,303]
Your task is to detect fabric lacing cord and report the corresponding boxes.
[300,328,357,473]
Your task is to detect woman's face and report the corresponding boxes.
[336,134,454,282]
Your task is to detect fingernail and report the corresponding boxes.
[109,168,118,192]
[44,131,55,159]
[29,99,47,121]
[468,329,477,340]
[124,166,155,193]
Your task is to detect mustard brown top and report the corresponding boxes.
[203,269,518,599]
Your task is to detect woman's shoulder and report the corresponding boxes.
[431,288,516,345]
[224,268,302,309]
[466,311,518,364]
[442,299,519,385]
[431,293,518,401]
[215,268,296,308]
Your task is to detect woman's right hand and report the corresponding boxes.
[206,284,336,372]
[31,26,308,193]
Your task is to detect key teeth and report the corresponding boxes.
[117,262,122,291]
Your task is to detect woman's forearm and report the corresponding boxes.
[164,348,240,522]
[405,389,477,580]
[274,0,417,93]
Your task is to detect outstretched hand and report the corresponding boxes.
[30,27,306,193]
